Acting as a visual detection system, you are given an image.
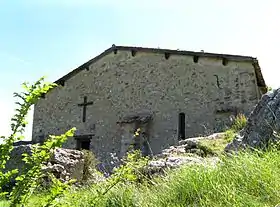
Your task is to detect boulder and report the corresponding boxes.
[156,132,225,159]
[225,89,280,152]
[147,156,219,175]
[5,145,86,183]
[43,148,85,182]
[146,133,223,174]
[5,144,33,173]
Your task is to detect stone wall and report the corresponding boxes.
[32,50,262,164]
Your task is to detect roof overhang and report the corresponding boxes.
[54,45,267,93]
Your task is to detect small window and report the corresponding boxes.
[178,112,186,139]
[81,140,90,150]
[77,139,91,150]
[75,136,92,150]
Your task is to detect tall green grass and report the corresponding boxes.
[23,148,280,207]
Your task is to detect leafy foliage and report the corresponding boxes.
[231,113,247,132]
[266,86,273,92]
[8,128,76,206]
[0,78,152,206]
[0,77,76,207]
[223,113,247,142]
[81,149,101,183]
[41,173,75,207]
[0,77,57,197]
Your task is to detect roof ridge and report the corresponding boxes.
[53,44,266,92]
[114,45,256,60]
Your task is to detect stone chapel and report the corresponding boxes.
[32,45,267,165]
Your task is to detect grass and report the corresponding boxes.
[198,137,229,156]
[190,113,247,157]
[5,148,276,207]
[224,113,247,142]
[4,114,278,207]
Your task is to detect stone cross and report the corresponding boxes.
[78,96,93,122]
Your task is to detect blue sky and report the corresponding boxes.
[0,0,279,140]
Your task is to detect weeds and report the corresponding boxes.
[0,77,75,207]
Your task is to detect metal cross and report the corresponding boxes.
[78,96,93,122]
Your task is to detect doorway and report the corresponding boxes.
[74,135,93,150]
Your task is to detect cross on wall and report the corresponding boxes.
[78,96,93,122]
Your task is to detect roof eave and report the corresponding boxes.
[54,46,115,85]
[252,58,267,94]
[53,45,267,96]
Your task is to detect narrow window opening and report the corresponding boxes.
[131,50,136,57]
[85,66,89,71]
[113,49,118,54]
[222,58,228,66]
[164,53,170,60]
[60,81,65,86]
[178,112,186,140]
[193,55,199,63]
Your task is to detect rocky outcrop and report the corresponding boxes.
[5,144,33,173]
[5,145,88,183]
[42,148,85,182]
[157,133,225,158]
[147,133,223,174]
[225,89,280,152]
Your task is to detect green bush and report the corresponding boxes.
[81,150,102,184]
[231,113,247,132]
[0,77,76,207]
[222,113,247,143]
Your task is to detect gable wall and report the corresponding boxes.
[32,50,261,163]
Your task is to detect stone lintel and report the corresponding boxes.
[117,111,153,124]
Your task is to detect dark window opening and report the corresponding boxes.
[178,112,186,140]
[131,50,136,57]
[193,55,199,63]
[222,58,228,66]
[164,53,170,59]
[76,137,92,150]
[81,140,90,150]
[77,139,90,150]
[85,66,89,71]
[113,49,118,54]
[60,81,65,86]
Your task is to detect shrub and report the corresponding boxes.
[222,113,247,143]
[223,129,236,142]
[0,77,75,207]
[81,150,102,184]
[231,113,247,132]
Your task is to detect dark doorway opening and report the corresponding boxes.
[79,139,91,150]
[178,112,186,140]
[75,135,93,150]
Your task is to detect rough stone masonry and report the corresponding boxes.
[31,45,267,167]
